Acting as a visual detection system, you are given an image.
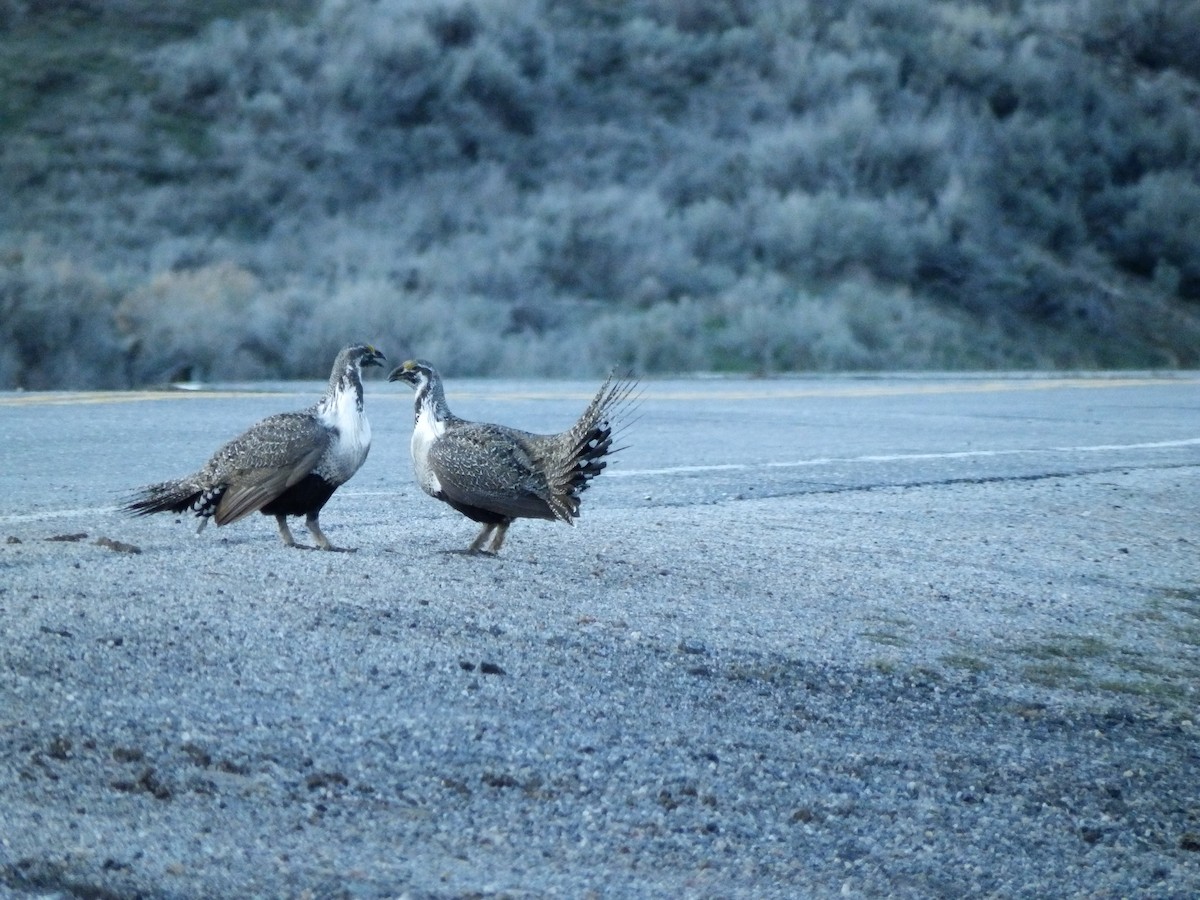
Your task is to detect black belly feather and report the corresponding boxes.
[261,474,338,518]
[440,494,514,525]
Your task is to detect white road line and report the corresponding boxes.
[609,437,1200,477]
[1051,438,1200,452]
[610,463,750,476]
[0,507,123,524]
[4,374,1197,408]
[2,438,1196,524]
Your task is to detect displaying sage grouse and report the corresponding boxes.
[389,359,637,554]
[124,344,385,550]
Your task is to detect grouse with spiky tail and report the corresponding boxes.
[389,359,637,555]
[124,344,385,550]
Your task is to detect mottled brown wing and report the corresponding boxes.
[206,412,330,526]
[429,424,558,521]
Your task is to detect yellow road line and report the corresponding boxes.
[1,376,1196,407]
[0,390,293,407]
[644,376,1200,402]
[395,375,1200,404]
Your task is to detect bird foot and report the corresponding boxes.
[286,541,356,553]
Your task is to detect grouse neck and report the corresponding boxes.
[413,376,453,429]
[316,362,372,481]
[323,361,365,414]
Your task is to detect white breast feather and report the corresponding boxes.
[411,404,445,497]
[317,383,371,484]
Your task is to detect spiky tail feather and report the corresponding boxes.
[547,372,641,521]
[123,480,207,517]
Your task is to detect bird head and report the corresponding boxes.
[387,359,436,389]
[333,344,386,375]
[355,345,387,369]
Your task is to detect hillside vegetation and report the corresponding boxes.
[2,0,1199,387]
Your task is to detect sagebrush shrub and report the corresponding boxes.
[1,0,1198,387]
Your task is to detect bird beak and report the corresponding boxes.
[363,347,386,368]
[387,366,409,384]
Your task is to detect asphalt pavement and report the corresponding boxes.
[1,372,1198,898]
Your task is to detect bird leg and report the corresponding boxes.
[453,522,509,555]
[275,514,300,548]
[306,512,354,552]
[486,523,509,555]
[466,523,496,554]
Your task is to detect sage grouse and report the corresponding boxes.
[124,344,385,550]
[388,359,637,554]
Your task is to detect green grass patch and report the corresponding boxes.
[1126,607,1169,623]
[1094,679,1188,701]
[1111,652,1172,677]
[1016,634,1112,661]
[1023,661,1087,688]
[723,663,792,684]
[1159,587,1200,618]
[1174,624,1200,647]
[940,653,990,673]
[859,630,910,648]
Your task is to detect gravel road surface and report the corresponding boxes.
[1,372,1198,898]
